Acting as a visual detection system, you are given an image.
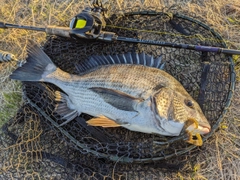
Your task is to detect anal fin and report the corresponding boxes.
[86,116,121,128]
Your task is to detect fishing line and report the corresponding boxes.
[105,24,239,46]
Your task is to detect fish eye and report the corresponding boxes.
[185,99,194,108]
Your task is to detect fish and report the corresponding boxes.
[10,41,211,146]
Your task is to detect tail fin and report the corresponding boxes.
[10,40,56,81]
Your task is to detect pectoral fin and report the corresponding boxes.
[90,87,143,111]
[87,116,121,128]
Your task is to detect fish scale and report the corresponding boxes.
[53,65,172,99]
[60,84,136,119]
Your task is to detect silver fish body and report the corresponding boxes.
[48,65,191,136]
[10,41,211,138]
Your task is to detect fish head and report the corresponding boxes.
[181,97,211,136]
[153,87,211,136]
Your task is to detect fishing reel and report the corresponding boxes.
[69,1,117,41]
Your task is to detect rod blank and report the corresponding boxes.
[117,36,240,55]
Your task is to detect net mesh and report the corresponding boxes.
[0,10,235,179]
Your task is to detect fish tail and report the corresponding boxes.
[10,40,56,81]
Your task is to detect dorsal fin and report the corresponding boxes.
[75,52,164,73]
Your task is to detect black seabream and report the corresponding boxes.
[10,41,211,146]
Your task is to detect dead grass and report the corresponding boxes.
[0,0,240,179]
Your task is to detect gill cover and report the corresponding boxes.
[152,88,187,135]
[152,87,174,120]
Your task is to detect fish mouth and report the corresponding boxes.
[196,125,211,134]
[184,118,211,146]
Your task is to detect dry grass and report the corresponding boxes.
[0,0,240,179]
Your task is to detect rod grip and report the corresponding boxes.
[45,26,71,38]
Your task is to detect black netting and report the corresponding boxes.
[0,11,235,179]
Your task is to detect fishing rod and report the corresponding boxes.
[0,3,240,55]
